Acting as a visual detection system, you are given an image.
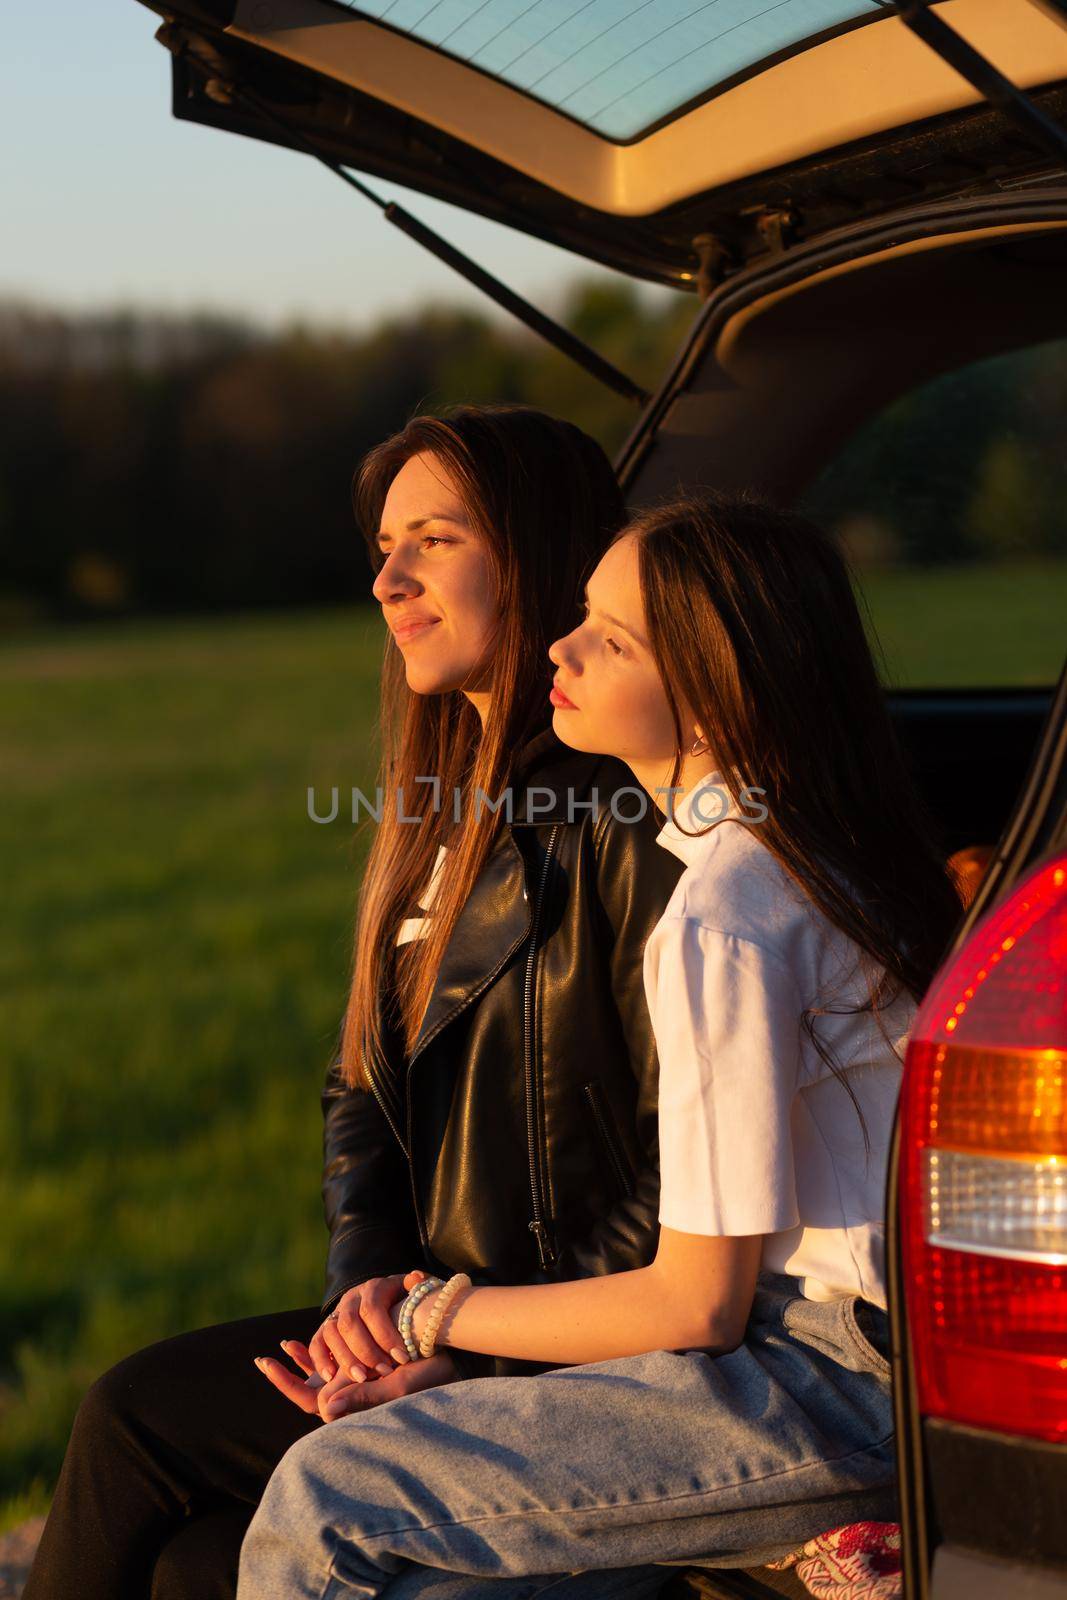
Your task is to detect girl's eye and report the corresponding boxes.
[578,601,625,658]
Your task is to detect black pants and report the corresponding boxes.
[22,1304,324,1600]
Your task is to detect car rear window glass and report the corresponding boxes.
[797,339,1067,689]
[346,0,881,140]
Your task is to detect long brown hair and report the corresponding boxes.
[340,405,625,1090]
[624,491,964,1148]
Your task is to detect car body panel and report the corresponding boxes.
[615,201,1067,504]
[887,666,1067,1598]
[931,1542,1067,1599]
[146,0,1067,282]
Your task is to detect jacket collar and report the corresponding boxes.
[403,758,742,1071]
[655,769,744,868]
[508,725,607,826]
[405,729,604,1066]
[512,723,558,777]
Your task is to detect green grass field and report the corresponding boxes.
[857,558,1067,687]
[1,563,1064,1530]
[0,605,384,1530]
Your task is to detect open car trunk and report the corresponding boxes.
[145,0,1067,284]
[619,213,1066,1598]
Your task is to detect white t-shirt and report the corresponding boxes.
[396,844,449,946]
[646,771,914,1309]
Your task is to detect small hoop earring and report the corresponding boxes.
[689,735,710,757]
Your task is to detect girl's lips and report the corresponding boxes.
[550,685,578,709]
[394,618,440,643]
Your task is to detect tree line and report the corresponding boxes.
[1,285,1061,624]
[0,284,691,623]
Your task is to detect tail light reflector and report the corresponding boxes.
[899,853,1067,1441]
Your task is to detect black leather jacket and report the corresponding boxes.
[319,725,685,1376]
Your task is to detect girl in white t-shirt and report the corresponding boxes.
[238,493,964,1600]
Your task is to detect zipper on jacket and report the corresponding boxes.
[582,1080,636,1199]
[322,1033,403,1153]
[524,822,563,1272]
[367,1069,404,1150]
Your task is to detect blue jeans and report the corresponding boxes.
[236,1274,896,1600]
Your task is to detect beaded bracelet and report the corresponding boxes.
[418,1272,472,1359]
[397,1278,442,1360]
[396,1277,443,1361]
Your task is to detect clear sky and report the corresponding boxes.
[5,0,662,331]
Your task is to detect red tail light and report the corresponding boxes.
[899,852,1067,1442]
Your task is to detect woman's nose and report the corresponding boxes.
[548,630,577,668]
[372,551,419,604]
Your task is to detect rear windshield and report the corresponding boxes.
[798,338,1067,689]
[346,0,882,140]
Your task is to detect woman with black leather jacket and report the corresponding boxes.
[315,713,683,1381]
[22,405,683,1600]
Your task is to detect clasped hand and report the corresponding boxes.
[254,1269,460,1422]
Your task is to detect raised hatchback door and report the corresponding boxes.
[139,0,1067,285]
